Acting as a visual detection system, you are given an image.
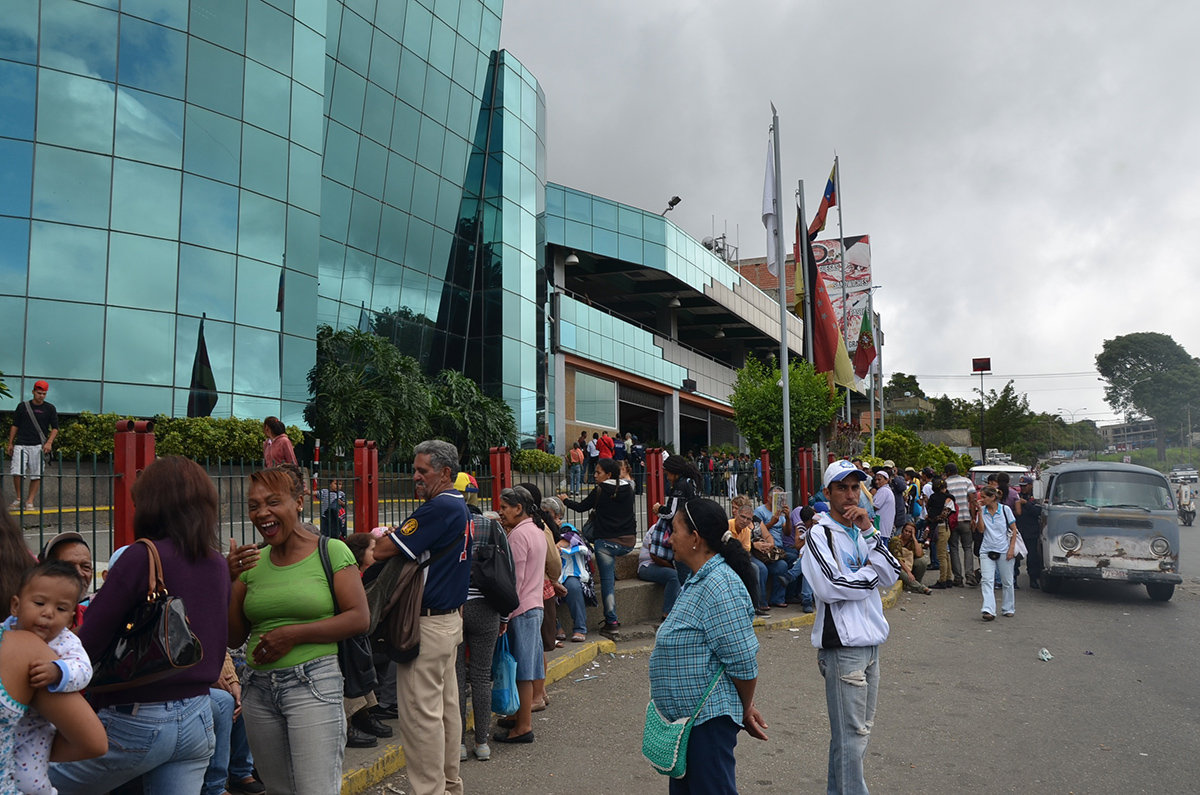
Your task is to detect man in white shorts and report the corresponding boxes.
[7,380,58,511]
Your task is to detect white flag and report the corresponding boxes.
[762,139,779,277]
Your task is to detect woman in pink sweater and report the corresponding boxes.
[494,486,546,744]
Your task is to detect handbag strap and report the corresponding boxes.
[133,538,166,597]
[23,401,47,446]
[689,664,727,721]
[317,536,342,616]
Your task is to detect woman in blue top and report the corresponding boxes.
[648,499,768,794]
[975,485,1018,620]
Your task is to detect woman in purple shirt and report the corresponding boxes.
[50,456,231,795]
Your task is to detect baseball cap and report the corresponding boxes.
[824,460,869,489]
[33,380,49,391]
[883,460,896,469]
[1019,475,1034,485]
[453,472,479,493]
[39,531,87,563]
[813,501,830,513]
[904,466,917,475]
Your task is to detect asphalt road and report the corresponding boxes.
[368,522,1200,795]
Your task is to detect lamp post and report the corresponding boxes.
[1058,407,1088,460]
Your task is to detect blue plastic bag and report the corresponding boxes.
[491,634,520,716]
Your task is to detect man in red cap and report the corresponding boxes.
[7,380,58,511]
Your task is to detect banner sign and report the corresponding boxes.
[814,235,872,351]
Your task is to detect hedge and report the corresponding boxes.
[511,449,563,474]
[52,412,303,461]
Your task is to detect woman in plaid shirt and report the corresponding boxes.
[649,499,768,794]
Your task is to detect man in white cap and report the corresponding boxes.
[800,459,901,795]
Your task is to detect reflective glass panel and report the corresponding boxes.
[291,22,325,91]
[322,121,358,187]
[122,0,188,30]
[241,126,288,200]
[110,159,181,239]
[115,87,184,168]
[233,324,280,396]
[0,138,33,217]
[339,247,373,306]
[184,105,241,184]
[177,244,235,321]
[290,84,323,152]
[319,178,351,242]
[189,0,247,53]
[361,83,394,145]
[347,194,381,252]
[330,63,367,129]
[281,269,316,336]
[375,0,406,40]
[41,0,118,81]
[390,99,420,160]
[377,204,409,264]
[281,336,313,406]
[235,257,282,328]
[294,0,325,34]
[428,17,454,77]
[173,314,233,392]
[246,0,292,73]
[36,71,115,154]
[31,145,111,227]
[107,233,178,312]
[402,2,432,60]
[422,67,450,124]
[24,299,104,380]
[317,237,345,295]
[104,307,175,385]
[285,206,319,276]
[118,15,186,98]
[181,174,239,252]
[238,190,286,266]
[336,8,372,77]
[27,221,107,302]
[368,30,400,94]
[383,152,414,212]
[410,166,438,225]
[0,60,36,140]
[288,144,322,213]
[243,60,290,137]
[0,296,24,374]
[416,115,444,172]
[396,48,426,109]
[0,0,39,64]
[0,218,29,297]
[355,137,387,199]
[456,0,480,43]
[187,39,244,119]
[103,383,173,416]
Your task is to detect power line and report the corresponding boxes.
[893,371,1099,380]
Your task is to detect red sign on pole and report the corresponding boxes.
[972,358,991,373]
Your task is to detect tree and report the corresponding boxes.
[729,356,839,460]
[871,428,923,467]
[1096,332,1200,460]
[305,325,433,463]
[0,371,10,400]
[428,370,517,466]
[982,381,1030,454]
[883,373,926,401]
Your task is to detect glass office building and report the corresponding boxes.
[0,0,792,449]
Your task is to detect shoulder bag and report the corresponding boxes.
[90,539,204,693]
[22,401,51,464]
[471,518,520,615]
[317,536,379,698]
[642,665,726,779]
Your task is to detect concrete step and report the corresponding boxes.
[553,577,669,633]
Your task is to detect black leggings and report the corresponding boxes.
[456,599,502,745]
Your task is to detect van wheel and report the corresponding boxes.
[1146,583,1175,602]
[1041,574,1064,594]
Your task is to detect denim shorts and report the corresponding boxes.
[509,608,545,681]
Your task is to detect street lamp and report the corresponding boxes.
[1058,407,1088,460]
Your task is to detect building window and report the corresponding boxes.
[575,371,616,428]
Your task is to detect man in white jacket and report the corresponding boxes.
[800,459,901,795]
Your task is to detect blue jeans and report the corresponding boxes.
[561,575,589,634]
[50,695,214,795]
[593,538,634,624]
[229,709,254,780]
[753,557,792,606]
[242,655,346,795]
[637,563,681,616]
[786,555,814,606]
[669,715,739,794]
[980,553,1015,616]
[569,463,583,493]
[818,645,880,795]
[204,689,235,795]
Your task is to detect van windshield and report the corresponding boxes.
[1050,470,1173,510]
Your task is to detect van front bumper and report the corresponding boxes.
[1044,564,1182,585]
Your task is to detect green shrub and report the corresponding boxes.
[512,449,563,474]
[56,413,131,458]
[55,412,303,461]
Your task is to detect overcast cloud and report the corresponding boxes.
[500,0,1200,428]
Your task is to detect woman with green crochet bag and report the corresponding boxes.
[644,499,768,792]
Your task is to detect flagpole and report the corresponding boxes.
[835,155,852,428]
[770,105,793,502]
[868,288,876,457]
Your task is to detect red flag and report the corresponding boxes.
[852,309,877,379]
[807,163,837,241]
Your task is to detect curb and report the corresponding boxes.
[340,638,618,794]
[340,582,904,794]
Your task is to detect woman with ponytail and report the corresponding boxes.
[648,499,767,794]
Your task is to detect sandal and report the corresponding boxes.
[571,633,586,642]
[553,640,564,648]
[555,630,566,642]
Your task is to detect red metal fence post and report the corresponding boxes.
[760,450,771,504]
[113,421,137,549]
[489,447,503,511]
[366,441,379,532]
[354,439,368,533]
[797,447,812,505]
[646,448,664,529]
[499,447,512,495]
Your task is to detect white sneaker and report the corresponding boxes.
[460,743,467,761]
[7,500,19,511]
[474,742,491,761]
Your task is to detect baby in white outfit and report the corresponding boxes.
[6,560,93,795]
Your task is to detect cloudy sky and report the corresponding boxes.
[499,0,1200,428]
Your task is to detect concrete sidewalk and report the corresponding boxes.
[339,582,903,795]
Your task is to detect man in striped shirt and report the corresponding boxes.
[943,463,978,587]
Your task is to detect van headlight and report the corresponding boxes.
[1059,532,1081,552]
[1150,537,1171,557]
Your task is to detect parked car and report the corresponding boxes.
[1039,462,1181,601]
